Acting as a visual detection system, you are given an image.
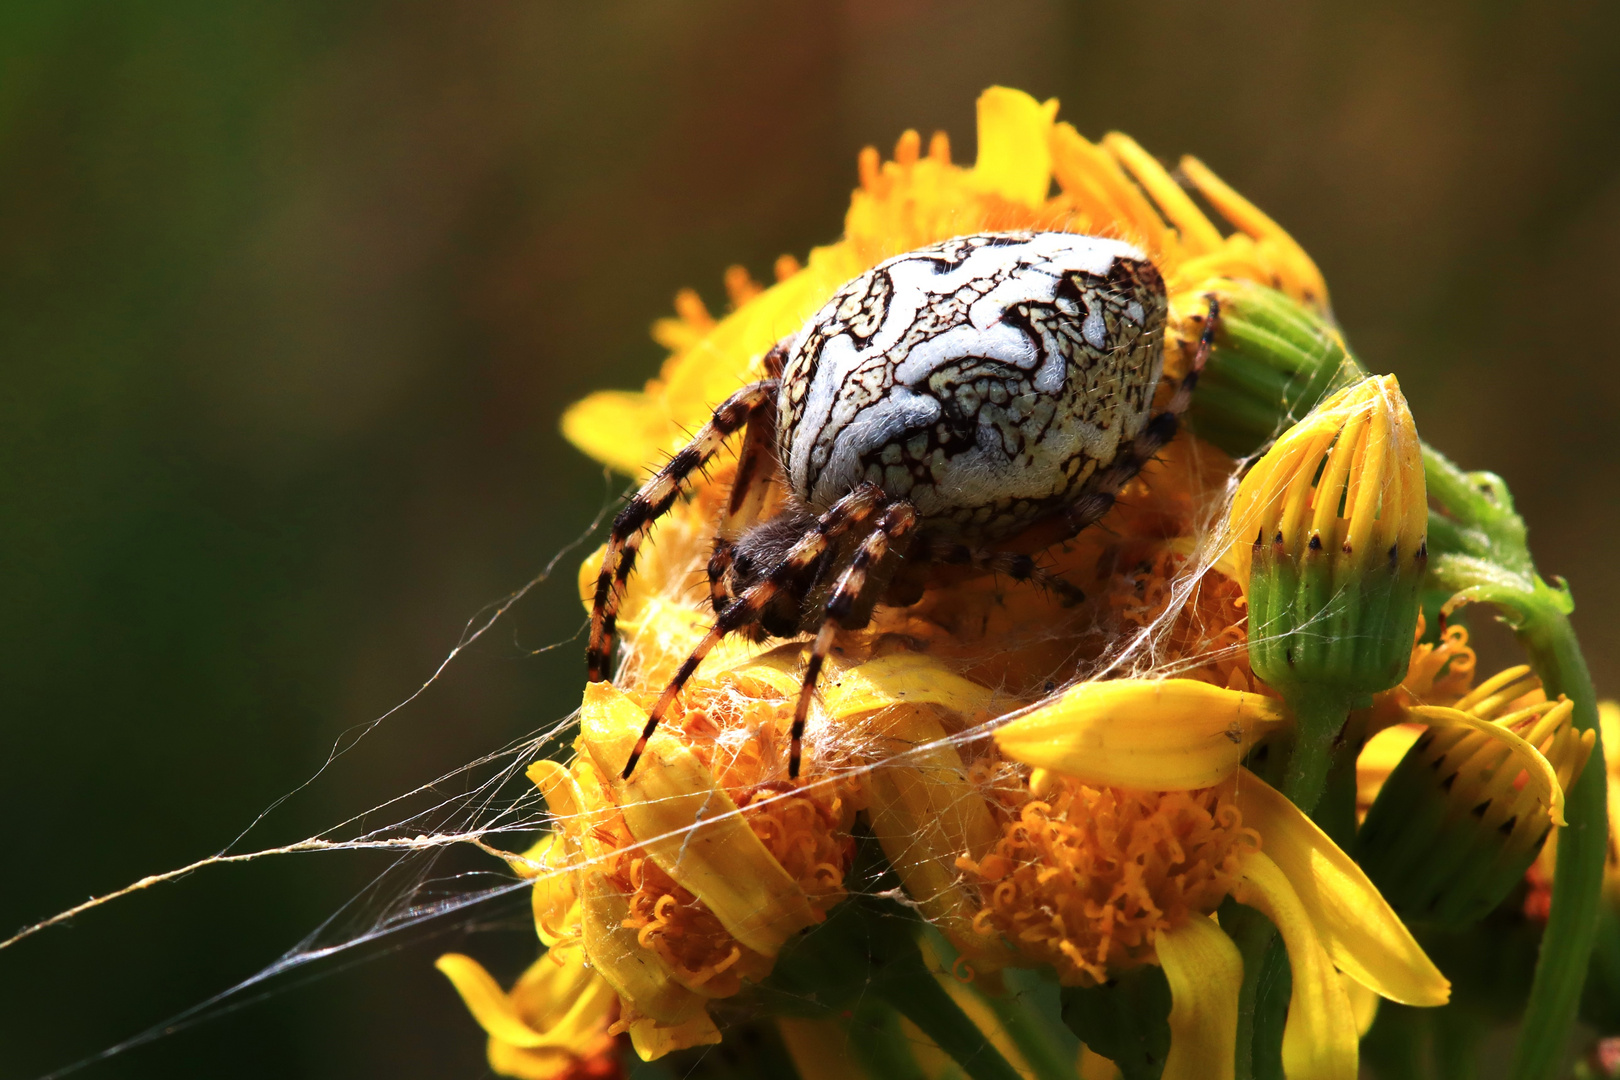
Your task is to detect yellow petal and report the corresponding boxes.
[1233,770,1449,1007]
[627,1011,723,1061]
[579,869,706,1025]
[1234,852,1359,1080]
[994,679,1289,790]
[1103,133,1223,255]
[733,649,1000,722]
[1178,155,1328,306]
[865,705,1018,972]
[1410,704,1567,825]
[1157,915,1241,1080]
[970,87,1058,207]
[1341,972,1381,1038]
[436,953,556,1049]
[485,1041,576,1080]
[579,682,818,957]
[436,948,614,1056]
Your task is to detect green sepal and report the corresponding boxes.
[1059,966,1172,1080]
[1186,281,1366,459]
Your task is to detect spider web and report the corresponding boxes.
[7,344,1378,1079]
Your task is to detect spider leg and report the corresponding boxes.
[790,501,918,778]
[587,378,779,682]
[708,390,780,615]
[1053,294,1221,541]
[925,540,1086,606]
[621,482,888,779]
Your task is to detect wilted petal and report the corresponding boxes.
[994,679,1288,790]
[863,704,1018,972]
[1233,770,1448,1007]
[627,1012,722,1061]
[580,870,706,1025]
[1157,915,1241,1080]
[579,682,818,957]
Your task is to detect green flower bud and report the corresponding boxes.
[1233,375,1429,704]
[1355,667,1594,927]
[1186,280,1366,459]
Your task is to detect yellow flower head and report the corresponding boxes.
[458,84,1465,1080]
[989,680,1450,1080]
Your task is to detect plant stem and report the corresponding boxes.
[1508,607,1606,1080]
[1279,686,1348,815]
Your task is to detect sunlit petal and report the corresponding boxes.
[579,682,818,957]
[994,679,1288,790]
[1235,852,1359,1080]
[1157,915,1241,1080]
[1233,770,1449,1006]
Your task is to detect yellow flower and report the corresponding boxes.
[1351,618,1594,924]
[436,943,622,1080]
[562,85,1328,478]
[468,83,1378,1077]
[983,679,1453,1080]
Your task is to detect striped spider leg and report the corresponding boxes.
[586,376,780,683]
[788,500,919,777]
[620,482,888,779]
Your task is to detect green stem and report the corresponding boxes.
[876,972,1027,1080]
[1279,687,1349,814]
[1508,607,1606,1080]
[977,977,1079,1080]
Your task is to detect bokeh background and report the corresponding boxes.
[4,2,1619,1077]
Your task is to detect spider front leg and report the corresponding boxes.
[707,385,780,618]
[620,482,888,779]
[1053,294,1221,541]
[587,378,779,682]
[789,500,918,778]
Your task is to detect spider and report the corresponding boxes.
[588,231,1218,779]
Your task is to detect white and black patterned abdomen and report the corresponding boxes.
[776,231,1168,540]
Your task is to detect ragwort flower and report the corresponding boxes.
[450,84,1491,1077]
[981,678,1449,1080]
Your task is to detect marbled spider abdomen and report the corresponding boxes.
[590,229,1213,778]
[778,231,1168,540]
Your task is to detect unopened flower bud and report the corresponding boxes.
[1355,666,1594,926]
[1184,279,1365,459]
[1232,374,1428,704]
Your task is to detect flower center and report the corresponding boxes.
[959,766,1258,985]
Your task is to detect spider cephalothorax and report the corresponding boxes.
[589,231,1216,778]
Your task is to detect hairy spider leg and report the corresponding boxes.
[707,389,781,615]
[620,482,888,779]
[587,378,780,682]
[789,500,919,778]
[924,540,1087,606]
[1049,295,1221,542]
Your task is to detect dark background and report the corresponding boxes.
[3,2,1618,1077]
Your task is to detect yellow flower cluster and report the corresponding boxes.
[437,86,1591,1080]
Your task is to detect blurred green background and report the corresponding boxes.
[3,2,1618,1077]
